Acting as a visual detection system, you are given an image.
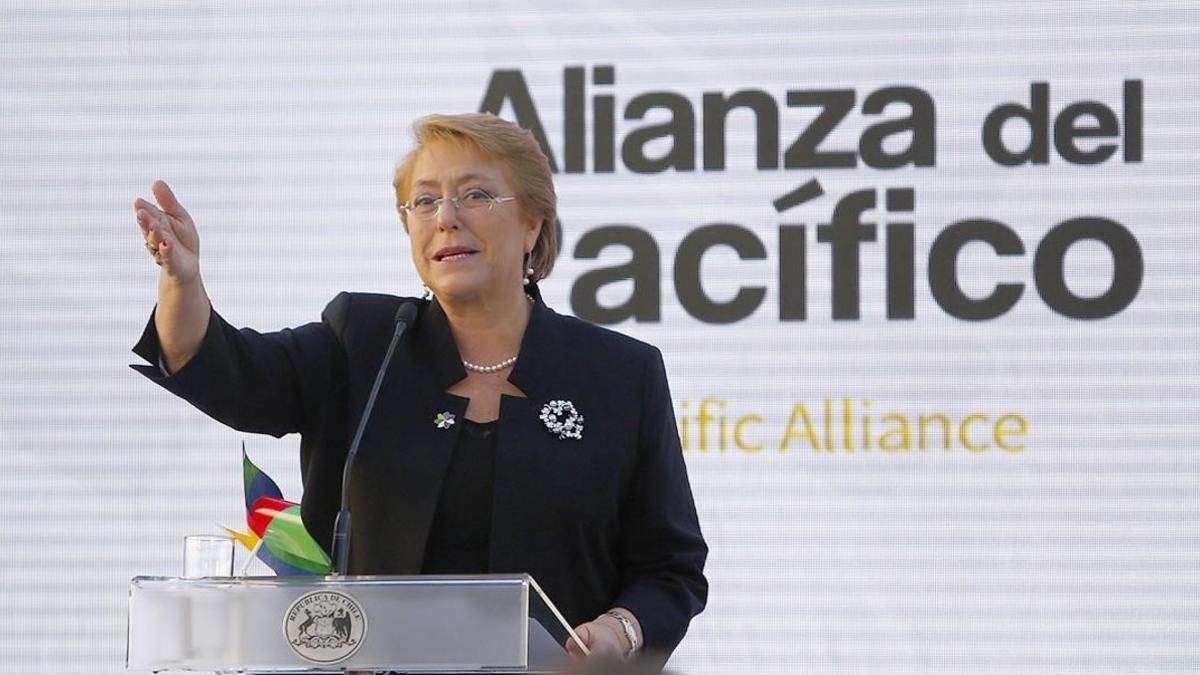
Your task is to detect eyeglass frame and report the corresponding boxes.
[399,189,518,221]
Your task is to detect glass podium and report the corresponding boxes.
[127,574,570,673]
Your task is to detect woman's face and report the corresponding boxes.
[406,141,541,305]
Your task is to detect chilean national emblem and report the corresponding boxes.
[283,590,367,664]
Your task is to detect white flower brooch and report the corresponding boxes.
[539,399,584,440]
[434,411,456,429]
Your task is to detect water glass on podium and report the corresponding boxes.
[183,535,235,578]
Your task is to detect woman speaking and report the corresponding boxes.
[131,113,707,667]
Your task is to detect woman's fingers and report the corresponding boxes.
[148,215,174,250]
[157,238,174,269]
[136,202,176,268]
[135,181,201,282]
[136,190,189,248]
[149,181,200,251]
[564,620,629,661]
[144,224,160,250]
[134,200,153,236]
[135,195,166,220]
[140,221,166,266]
[565,624,594,658]
[135,199,175,240]
[152,179,191,223]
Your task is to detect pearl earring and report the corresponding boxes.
[523,254,535,286]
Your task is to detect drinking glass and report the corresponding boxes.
[182,535,234,578]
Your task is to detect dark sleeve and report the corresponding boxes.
[129,294,349,438]
[613,347,708,658]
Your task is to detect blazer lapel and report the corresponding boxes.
[506,284,565,399]
[490,287,571,570]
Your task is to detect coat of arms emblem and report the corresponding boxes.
[283,590,367,664]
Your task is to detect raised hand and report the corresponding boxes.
[135,180,200,284]
[134,180,211,372]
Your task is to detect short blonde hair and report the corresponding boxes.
[393,113,559,283]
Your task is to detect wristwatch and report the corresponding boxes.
[603,610,640,658]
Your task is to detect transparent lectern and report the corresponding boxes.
[127,574,570,673]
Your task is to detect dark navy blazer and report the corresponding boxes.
[131,287,708,658]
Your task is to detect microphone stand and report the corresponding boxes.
[330,302,417,576]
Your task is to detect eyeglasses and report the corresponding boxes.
[400,188,517,221]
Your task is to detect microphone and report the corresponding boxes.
[330,301,418,575]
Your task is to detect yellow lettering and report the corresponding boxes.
[960,414,988,452]
[862,400,873,450]
[734,415,763,452]
[918,414,951,451]
[823,397,834,450]
[879,414,911,451]
[780,404,823,452]
[680,400,691,451]
[842,398,853,451]
[697,398,720,452]
[994,413,1027,451]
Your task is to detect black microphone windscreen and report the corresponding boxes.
[394,301,418,327]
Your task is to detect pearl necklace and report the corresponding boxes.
[460,293,534,374]
[463,355,518,373]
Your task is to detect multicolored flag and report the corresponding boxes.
[224,445,331,575]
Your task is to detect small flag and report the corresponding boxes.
[229,445,331,575]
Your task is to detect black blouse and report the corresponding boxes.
[420,418,498,574]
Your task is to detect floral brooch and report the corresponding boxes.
[540,400,584,440]
[434,411,456,429]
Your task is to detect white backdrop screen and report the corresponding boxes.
[2,3,1199,674]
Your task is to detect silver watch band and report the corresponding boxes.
[603,610,639,658]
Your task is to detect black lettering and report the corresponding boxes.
[928,219,1025,320]
[478,70,558,172]
[1034,217,1143,319]
[675,224,767,323]
[622,92,696,173]
[784,90,856,169]
[860,86,936,169]
[571,225,660,324]
[779,225,807,320]
[885,188,916,319]
[702,90,780,170]
[1124,79,1143,162]
[1054,101,1119,164]
[982,82,1049,166]
[563,66,585,173]
[816,189,878,319]
[594,65,616,173]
